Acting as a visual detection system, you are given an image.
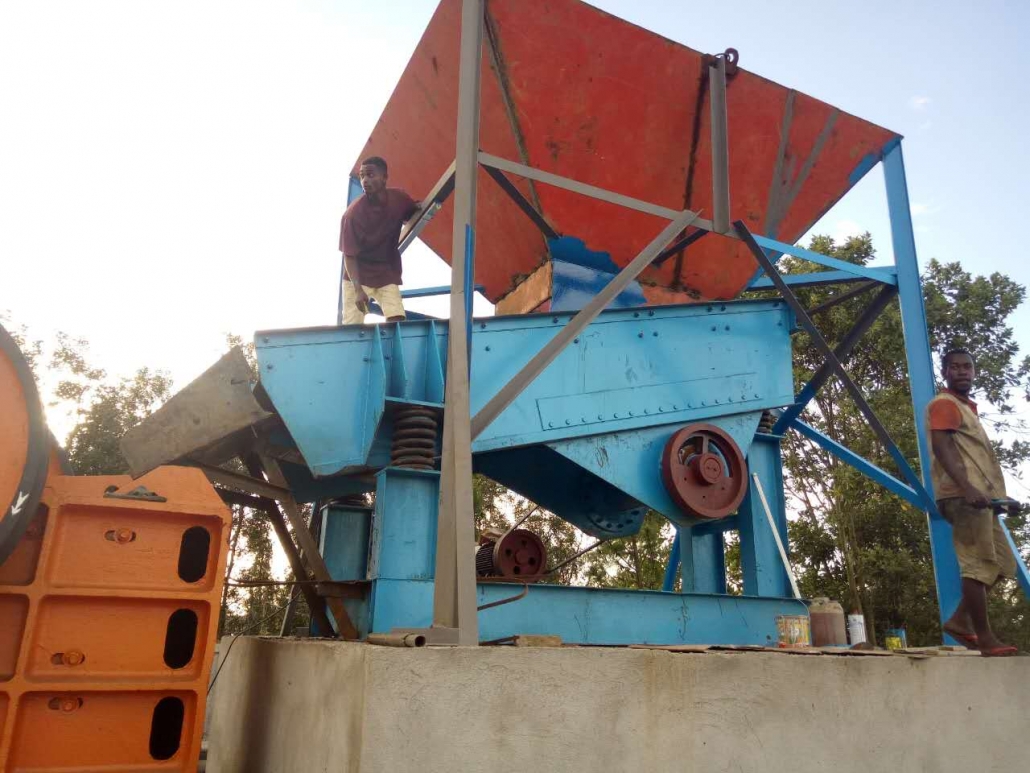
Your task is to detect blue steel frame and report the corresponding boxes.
[630,139,1022,635]
[884,142,963,625]
[736,139,988,636]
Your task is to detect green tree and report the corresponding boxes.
[1,314,43,375]
[1,315,172,476]
[583,512,673,590]
[64,367,172,475]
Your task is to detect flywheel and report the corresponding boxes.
[0,322,49,563]
[661,423,748,520]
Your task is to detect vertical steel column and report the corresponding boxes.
[689,532,727,594]
[662,528,681,592]
[999,517,1030,598]
[430,0,484,646]
[709,56,730,235]
[464,225,475,369]
[737,435,790,598]
[883,141,961,628]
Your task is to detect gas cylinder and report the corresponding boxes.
[809,597,847,646]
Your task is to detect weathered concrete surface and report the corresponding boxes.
[208,637,1030,773]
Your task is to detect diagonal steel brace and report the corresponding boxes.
[774,283,898,433]
[734,221,935,510]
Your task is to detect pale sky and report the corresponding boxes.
[3,0,1030,492]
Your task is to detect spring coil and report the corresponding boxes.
[390,406,439,470]
[757,410,777,434]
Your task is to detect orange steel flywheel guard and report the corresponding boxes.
[0,466,231,772]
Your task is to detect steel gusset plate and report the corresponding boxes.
[0,322,50,564]
[661,423,747,520]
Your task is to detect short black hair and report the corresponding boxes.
[942,347,975,371]
[360,156,388,175]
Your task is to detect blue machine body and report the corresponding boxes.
[547,235,647,312]
[255,297,807,645]
[257,299,794,530]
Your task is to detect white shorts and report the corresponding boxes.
[342,282,406,324]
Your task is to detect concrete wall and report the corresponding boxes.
[208,637,1030,773]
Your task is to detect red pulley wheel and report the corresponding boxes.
[492,528,547,582]
[661,423,748,520]
[0,322,50,564]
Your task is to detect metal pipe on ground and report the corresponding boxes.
[367,633,427,648]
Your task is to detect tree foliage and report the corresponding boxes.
[583,513,673,590]
[219,506,294,636]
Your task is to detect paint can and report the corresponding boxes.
[885,628,908,650]
[847,613,867,646]
[776,615,811,648]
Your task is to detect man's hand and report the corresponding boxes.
[354,285,370,313]
[962,485,990,509]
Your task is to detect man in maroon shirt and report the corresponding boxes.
[339,156,420,324]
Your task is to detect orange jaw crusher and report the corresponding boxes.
[1,323,231,772]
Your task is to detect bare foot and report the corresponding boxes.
[942,621,978,647]
[977,634,1013,652]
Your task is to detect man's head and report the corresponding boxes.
[942,348,976,396]
[359,156,389,200]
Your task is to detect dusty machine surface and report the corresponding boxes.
[0,323,231,771]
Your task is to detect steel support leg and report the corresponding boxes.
[738,435,790,597]
[998,517,1030,599]
[688,532,727,594]
[883,141,962,629]
[709,55,730,234]
[429,0,484,646]
[662,528,681,592]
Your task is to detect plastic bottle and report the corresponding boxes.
[847,612,867,646]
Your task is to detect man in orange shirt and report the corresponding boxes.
[927,348,1018,656]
